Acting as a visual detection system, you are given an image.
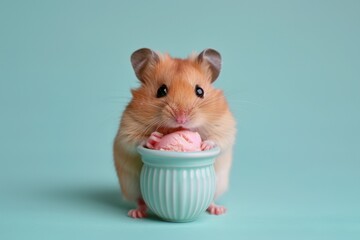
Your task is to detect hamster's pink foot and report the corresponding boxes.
[128,199,148,219]
[201,140,216,151]
[207,203,226,215]
[128,209,147,218]
[145,131,163,149]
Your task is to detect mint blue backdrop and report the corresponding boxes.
[1,0,359,239]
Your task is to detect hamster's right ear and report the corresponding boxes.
[131,48,159,83]
[197,49,221,83]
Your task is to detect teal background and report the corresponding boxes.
[1,0,359,239]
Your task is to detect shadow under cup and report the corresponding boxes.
[137,146,221,222]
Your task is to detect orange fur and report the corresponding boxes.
[114,49,236,205]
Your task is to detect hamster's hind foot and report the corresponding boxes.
[207,203,226,215]
[128,199,148,218]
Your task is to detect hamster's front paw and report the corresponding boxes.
[145,131,163,149]
[201,140,216,151]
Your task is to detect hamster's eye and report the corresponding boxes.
[156,84,168,98]
[195,85,204,98]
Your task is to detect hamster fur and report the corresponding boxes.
[113,48,236,217]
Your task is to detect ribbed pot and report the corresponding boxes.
[137,146,220,222]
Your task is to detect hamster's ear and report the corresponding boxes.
[131,48,159,82]
[197,49,221,83]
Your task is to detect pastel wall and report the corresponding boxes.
[1,0,359,239]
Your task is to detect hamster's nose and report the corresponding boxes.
[175,111,188,124]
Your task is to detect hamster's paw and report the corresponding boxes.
[128,209,147,218]
[128,199,148,218]
[145,131,163,149]
[207,203,226,215]
[201,140,216,151]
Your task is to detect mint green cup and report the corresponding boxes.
[137,146,220,222]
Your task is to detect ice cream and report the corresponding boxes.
[154,130,202,152]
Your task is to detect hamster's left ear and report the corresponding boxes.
[197,49,222,82]
[131,48,159,83]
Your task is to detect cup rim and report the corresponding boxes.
[137,145,221,167]
[137,145,220,158]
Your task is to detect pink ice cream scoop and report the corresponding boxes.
[154,130,202,152]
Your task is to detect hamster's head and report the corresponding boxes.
[128,48,228,134]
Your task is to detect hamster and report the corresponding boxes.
[113,48,236,218]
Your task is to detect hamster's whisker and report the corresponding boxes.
[166,104,177,120]
[135,117,166,140]
[130,99,164,110]
[133,122,155,140]
[228,99,263,107]
[197,95,224,108]
[102,96,132,104]
[101,111,122,125]
[154,119,168,132]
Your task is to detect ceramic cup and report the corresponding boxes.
[137,146,220,222]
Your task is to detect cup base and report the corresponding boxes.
[159,216,200,223]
